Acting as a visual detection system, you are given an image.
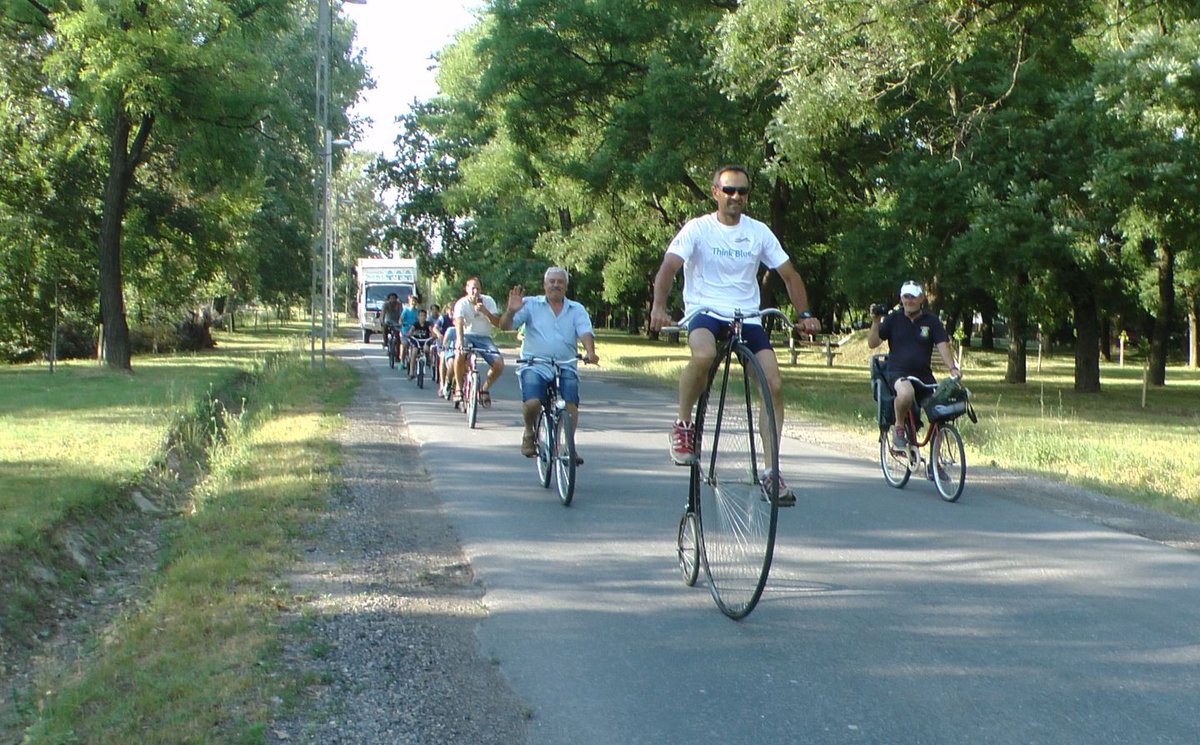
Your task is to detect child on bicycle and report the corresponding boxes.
[408,309,434,372]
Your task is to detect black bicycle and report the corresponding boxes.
[384,324,403,370]
[406,336,435,388]
[871,354,975,502]
[457,345,484,429]
[518,355,584,506]
[666,307,791,620]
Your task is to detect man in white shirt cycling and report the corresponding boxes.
[649,164,821,505]
[500,266,600,459]
[452,277,505,407]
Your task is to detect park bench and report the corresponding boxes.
[787,332,851,366]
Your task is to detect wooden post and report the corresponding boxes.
[789,332,798,365]
[50,283,58,374]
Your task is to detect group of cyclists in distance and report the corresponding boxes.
[372,163,960,501]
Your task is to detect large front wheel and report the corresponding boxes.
[416,356,425,389]
[879,428,912,488]
[466,370,480,429]
[696,345,778,620]
[553,406,576,506]
[931,423,966,502]
[387,334,397,370]
[535,410,552,488]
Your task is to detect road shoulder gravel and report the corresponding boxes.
[269,350,528,744]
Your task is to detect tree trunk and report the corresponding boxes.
[97,105,154,371]
[1005,311,1027,384]
[1149,242,1175,386]
[1070,283,1102,393]
[1099,316,1112,363]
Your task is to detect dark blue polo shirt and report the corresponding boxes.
[879,309,948,385]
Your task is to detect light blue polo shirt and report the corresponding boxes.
[513,295,593,375]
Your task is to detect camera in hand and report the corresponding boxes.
[870,303,888,317]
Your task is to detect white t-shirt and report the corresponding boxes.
[667,213,790,320]
[453,294,498,336]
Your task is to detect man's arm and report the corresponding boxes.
[867,314,884,349]
[477,297,502,326]
[774,262,820,335]
[936,340,960,378]
[579,331,599,364]
[499,285,525,331]
[649,253,685,332]
[454,314,465,354]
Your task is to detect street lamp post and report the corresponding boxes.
[321,133,351,364]
[313,0,365,368]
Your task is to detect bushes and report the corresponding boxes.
[1,310,220,363]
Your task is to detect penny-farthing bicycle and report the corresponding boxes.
[668,307,791,620]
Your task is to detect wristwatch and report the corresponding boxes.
[798,310,814,320]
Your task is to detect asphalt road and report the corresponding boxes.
[364,341,1200,745]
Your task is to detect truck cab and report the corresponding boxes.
[355,258,418,344]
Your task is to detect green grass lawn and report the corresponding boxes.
[0,327,313,549]
[593,328,1200,518]
[3,323,354,742]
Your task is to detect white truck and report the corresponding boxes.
[354,257,419,343]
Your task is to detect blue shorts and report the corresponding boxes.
[518,364,580,406]
[441,330,457,360]
[462,334,503,366]
[688,314,772,354]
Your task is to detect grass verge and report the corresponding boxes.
[4,329,353,743]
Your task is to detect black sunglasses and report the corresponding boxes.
[719,185,750,196]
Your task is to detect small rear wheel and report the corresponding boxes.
[931,423,966,502]
[554,406,576,506]
[677,509,700,587]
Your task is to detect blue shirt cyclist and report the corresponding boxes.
[500,266,599,460]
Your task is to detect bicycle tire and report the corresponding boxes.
[554,406,576,506]
[676,509,700,587]
[388,335,397,370]
[466,369,479,429]
[535,409,552,488]
[416,357,425,389]
[932,423,966,502]
[879,428,912,488]
[695,343,778,620]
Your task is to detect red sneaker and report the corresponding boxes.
[670,421,697,466]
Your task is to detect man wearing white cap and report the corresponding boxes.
[867,280,960,450]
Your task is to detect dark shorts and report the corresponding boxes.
[518,364,580,406]
[688,314,772,355]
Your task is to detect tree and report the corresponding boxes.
[18,0,366,369]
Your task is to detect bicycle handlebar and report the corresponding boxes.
[516,354,586,366]
[662,307,791,334]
